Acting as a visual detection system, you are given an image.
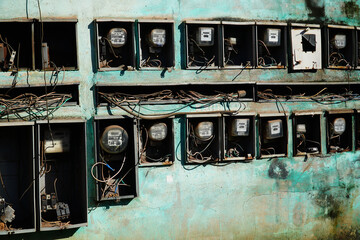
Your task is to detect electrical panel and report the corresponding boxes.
[223,115,255,161]
[256,23,287,68]
[185,21,220,70]
[0,21,34,72]
[326,25,355,69]
[95,19,135,71]
[259,115,287,158]
[138,119,174,166]
[35,20,78,70]
[138,20,174,69]
[326,111,353,153]
[293,113,321,156]
[94,117,138,201]
[186,116,221,163]
[0,123,35,235]
[290,24,322,70]
[37,120,87,231]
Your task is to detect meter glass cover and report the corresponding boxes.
[149,29,166,47]
[195,121,214,141]
[100,125,129,154]
[107,28,127,48]
[149,122,168,141]
[231,118,250,136]
[196,27,214,46]
[333,118,346,135]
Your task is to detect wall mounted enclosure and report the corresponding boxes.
[138,20,174,70]
[0,122,35,235]
[326,25,355,69]
[185,21,221,69]
[256,22,287,68]
[94,117,138,201]
[37,120,87,231]
[293,113,321,156]
[357,110,360,150]
[222,22,255,68]
[223,115,255,161]
[290,23,322,70]
[326,111,353,153]
[95,19,135,71]
[186,116,221,164]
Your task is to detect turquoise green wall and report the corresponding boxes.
[2,0,360,239]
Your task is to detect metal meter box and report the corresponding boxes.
[290,24,322,70]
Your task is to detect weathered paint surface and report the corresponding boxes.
[2,0,360,239]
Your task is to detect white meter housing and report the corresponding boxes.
[332,34,346,49]
[265,119,283,139]
[149,29,166,47]
[44,129,70,154]
[195,121,214,141]
[100,125,129,154]
[107,28,127,48]
[230,119,250,137]
[196,27,214,46]
[149,123,168,141]
[264,28,281,47]
[333,118,346,135]
[296,124,306,133]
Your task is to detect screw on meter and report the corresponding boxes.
[333,34,346,49]
[333,118,346,135]
[264,28,281,47]
[265,119,283,139]
[149,122,168,141]
[100,125,129,154]
[194,121,214,141]
[149,29,166,47]
[231,119,250,136]
[107,28,127,48]
[196,27,214,46]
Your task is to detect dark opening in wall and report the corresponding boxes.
[138,118,174,166]
[326,112,353,153]
[185,21,220,69]
[223,115,255,161]
[94,117,138,201]
[222,22,255,68]
[327,25,355,69]
[293,114,321,156]
[0,21,33,71]
[256,23,287,68]
[37,121,87,231]
[357,110,360,150]
[186,116,221,164]
[0,124,35,235]
[259,115,287,158]
[138,20,174,69]
[95,20,135,71]
[35,20,77,70]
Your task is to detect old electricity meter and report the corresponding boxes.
[196,27,214,46]
[148,29,166,47]
[100,125,129,154]
[332,34,346,49]
[296,123,306,138]
[148,122,168,141]
[195,121,214,141]
[44,129,70,154]
[230,118,250,136]
[264,28,281,47]
[107,28,127,47]
[333,117,346,135]
[265,119,283,139]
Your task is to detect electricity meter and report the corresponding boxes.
[265,119,283,139]
[107,28,127,48]
[264,28,281,47]
[194,121,214,141]
[148,29,166,47]
[230,118,250,137]
[44,129,70,153]
[333,118,346,135]
[100,125,129,154]
[332,34,346,49]
[296,123,306,138]
[196,27,214,46]
[149,122,168,141]
[302,34,316,52]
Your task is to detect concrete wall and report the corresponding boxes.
[2,0,360,239]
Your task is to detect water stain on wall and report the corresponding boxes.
[268,158,289,179]
[342,0,360,18]
[305,0,325,18]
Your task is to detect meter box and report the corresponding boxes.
[138,119,174,166]
[357,27,360,69]
[35,20,78,70]
[95,19,135,71]
[222,21,255,68]
[0,20,34,72]
[326,25,355,69]
[37,120,87,231]
[138,20,174,70]
[256,22,287,68]
[326,111,353,153]
[356,110,360,150]
[290,23,322,70]
[259,114,287,158]
[223,115,255,161]
[94,117,138,201]
[0,122,35,235]
[186,116,221,164]
[293,112,321,156]
[185,21,221,70]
